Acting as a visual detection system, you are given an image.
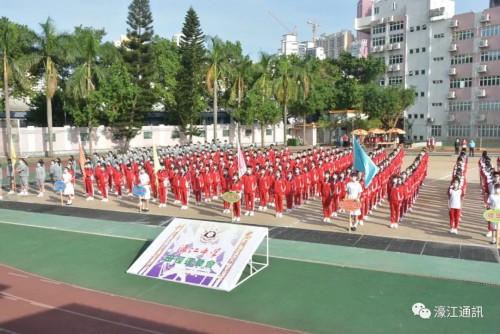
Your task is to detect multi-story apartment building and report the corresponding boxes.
[318,30,355,59]
[355,0,500,144]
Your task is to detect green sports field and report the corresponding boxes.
[0,215,499,334]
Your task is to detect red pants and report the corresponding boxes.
[285,194,294,209]
[126,179,133,193]
[158,187,167,204]
[232,201,241,217]
[449,208,461,228]
[115,184,122,196]
[302,187,309,201]
[172,186,180,201]
[151,184,157,199]
[212,183,219,197]
[99,184,108,199]
[259,189,268,207]
[390,201,401,223]
[223,200,230,210]
[294,192,302,206]
[331,195,339,213]
[180,188,188,206]
[244,193,255,211]
[322,197,332,218]
[84,179,94,197]
[193,189,202,203]
[275,194,284,213]
[204,186,211,200]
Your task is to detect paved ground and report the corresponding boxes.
[1,152,496,248]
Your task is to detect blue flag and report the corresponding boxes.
[353,135,379,187]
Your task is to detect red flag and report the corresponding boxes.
[237,142,247,177]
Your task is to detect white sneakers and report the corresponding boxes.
[258,206,263,211]
[101,198,108,202]
[180,205,188,210]
[37,192,44,197]
[244,211,250,216]
[159,203,167,208]
[8,190,15,195]
[485,231,493,238]
[358,220,364,226]
[390,223,398,229]
[0,196,3,200]
[249,211,254,216]
[450,228,458,234]
[323,217,330,223]
[330,212,337,217]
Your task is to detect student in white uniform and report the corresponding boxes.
[62,167,75,205]
[345,172,363,231]
[447,178,462,234]
[138,167,151,212]
[486,184,500,244]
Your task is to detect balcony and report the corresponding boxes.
[354,16,373,33]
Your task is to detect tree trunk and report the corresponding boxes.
[46,95,53,157]
[88,126,93,156]
[283,103,287,146]
[261,123,265,148]
[237,122,242,146]
[213,79,218,142]
[3,55,11,147]
[303,118,306,146]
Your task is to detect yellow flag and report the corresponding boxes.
[9,136,17,165]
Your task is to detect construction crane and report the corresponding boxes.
[269,11,297,36]
[307,20,327,47]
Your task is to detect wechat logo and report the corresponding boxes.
[412,303,431,319]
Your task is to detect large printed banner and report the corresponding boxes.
[127,218,268,291]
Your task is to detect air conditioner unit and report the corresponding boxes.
[449,44,457,51]
[378,45,384,52]
[479,39,489,48]
[388,16,395,22]
[448,68,457,75]
[477,89,486,97]
[447,115,455,122]
[450,20,459,28]
[387,65,394,72]
[379,18,385,24]
[476,114,487,121]
[480,14,490,23]
[393,42,401,50]
[387,43,393,50]
[447,91,456,99]
[392,64,401,71]
[478,64,487,73]
[427,117,435,123]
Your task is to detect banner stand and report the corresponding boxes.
[233,231,269,289]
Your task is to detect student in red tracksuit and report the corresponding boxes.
[319,171,333,222]
[84,162,94,200]
[273,171,286,218]
[211,164,221,199]
[241,166,257,216]
[285,171,294,213]
[221,168,231,213]
[292,168,303,208]
[179,169,190,209]
[203,165,213,202]
[302,166,311,204]
[192,168,204,206]
[157,164,169,207]
[389,176,403,228]
[258,169,270,211]
[125,164,135,196]
[330,173,342,217]
[229,173,243,222]
[113,165,124,198]
[98,164,109,202]
[172,167,181,204]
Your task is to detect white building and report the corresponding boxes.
[278,34,299,56]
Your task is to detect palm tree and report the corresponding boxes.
[229,55,252,144]
[273,55,299,145]
[296,58,314,144]
[66,26,109,155]
[31,17,70,157]
[0,18,32,148]
[205,36,231,142]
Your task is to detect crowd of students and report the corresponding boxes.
[447,150,468,234]
[479,151,500,244]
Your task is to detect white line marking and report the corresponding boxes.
[40,279,60,285]
[0,327,19,334]
[7,273,27,278]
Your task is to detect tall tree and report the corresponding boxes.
[273,55,299,145]
[31,17,71,157]
[119,0,155,143]
[175,7,206,142]
[227,55,252,143]
[0,18,34,147]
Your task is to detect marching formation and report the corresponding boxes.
[479,151,500,244]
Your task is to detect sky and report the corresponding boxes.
[0,0,489,60]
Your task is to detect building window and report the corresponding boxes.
[222,129,229,137]
[431,125,442,137]
[171,130,180,139]
[421,69,426,75]
[448,125,471,137]
[422,24,427,30]
[478,125,500,137]
[409,71,413,76]
[266,129,273,136]
[415,70,419,75]
[420,114,424,118]
[434,33,445,38]
[392,2,398,10]
[422,47,426,53]
[389,21,404,31]
[480,76,500,86]
[479,100,500,111]
[432,80,443,84]
[410,49,414,54]
[451,54,474,64]
[431,102,443,106]
[482,24,500,37]
[372,36,386,46]
[420,92,425,97]
[452,30,474,41]
[245,129,252,137]
[388,76,403,85]
[372,25,386,34]
[416,48,420,53]
[449,101,472,112]
[143,131,153,139]
[433,57,444,61]
[389,54,403,64]
[450,78,472,88]
[408,114,412,119]
[389,33,404,43]
[416,26,421,31]
[481,50,500,62]
[410,27,415,32]
[80,133,89,142]
[374,7,380,14]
